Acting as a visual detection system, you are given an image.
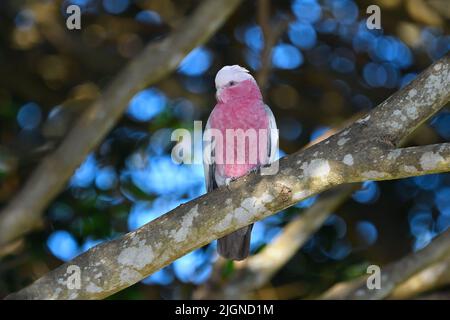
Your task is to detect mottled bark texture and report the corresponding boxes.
[0,0,244,247]
[5,54,450,300]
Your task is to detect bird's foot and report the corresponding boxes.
[225,177,238,190]
[248,165,268,176]
[249,166,260,174]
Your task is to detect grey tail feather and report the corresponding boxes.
[217,224,253,261]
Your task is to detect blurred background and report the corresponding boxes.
[0,0,449,299]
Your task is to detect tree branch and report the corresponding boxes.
[0,0,244,247]
[5,54,450,300]
[319,228,450,300]
[363,58,449,146]
[194,185,355,299]
[389,254,450,299]
[256,0,291,89]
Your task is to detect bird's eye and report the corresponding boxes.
[228,81,236,86]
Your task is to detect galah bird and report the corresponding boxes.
[203,65,278,260]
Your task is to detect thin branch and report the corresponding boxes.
[194,118,361,299]
[0,0,244,247]
[319,229,450,300]
[256,1,291,89]
[194,185,355,299]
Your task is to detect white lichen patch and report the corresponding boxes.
[425,71,446,97]
[119,268,141,285]
[213,213,233,233]
[406,106,418,120]
[117,242,154,270]
[434,63,442,71]
[387,120,401,130]
[170,205,199,243]
[301,159,331,179]
[214,192,273,233]
[393,110,407,121]
[86,282,102,293]
[356,115,370,124]
[343,154,354,166]
[340,129,350,136]
[420,152,444,170]
[292,190,312,201]
[68,292,79,300]
[49,288,63,300]
[355,289,366,297]
[408,89,417,98]
[362,171,387,179]
[387,150,401,161]
[232,207,251,225]
[403,165,417,173]
[233,192,273,224]
[337,137,350,146]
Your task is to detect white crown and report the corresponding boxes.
[215,65,254,89]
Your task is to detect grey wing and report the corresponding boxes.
[203,116,218,192]
[263,104,279,165]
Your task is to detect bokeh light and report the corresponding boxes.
[127,88,166,122]
[352,181,380,204]
[244,25,264,52]
[356,221,378,246]
[178,47,213,76]
[288,22,317,49]
[70,153,97,188]
[47,230,80,261]
[102,0,129,15]
[135,10,162,25]
[17,102,42,130]
[272,44,303,69]
[292,0,322,23]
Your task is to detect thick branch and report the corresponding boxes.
[363,58,449,146]
[5,53,450,301]
[256,0,291,89]
[0,0,243,246]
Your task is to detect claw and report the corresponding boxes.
[248,165,262,175]
[225,177,237,190]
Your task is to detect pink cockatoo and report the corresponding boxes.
[203,65,278,260]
